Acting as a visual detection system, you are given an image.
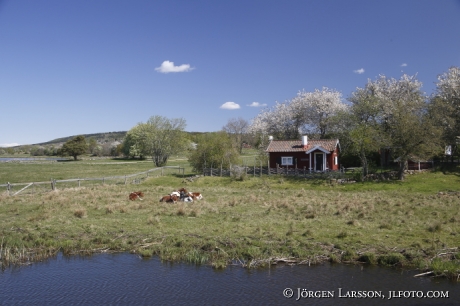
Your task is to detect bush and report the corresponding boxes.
[230,166,248,181]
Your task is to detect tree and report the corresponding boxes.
[345,85,386,176]
[430,66,460,161]
[124,116,188,166]
[88,138,98,155]
[146,116,188,166]
[248,101,302,140]
[370,74,442,180]
[121,124,150,159]
[222,117,249,154]
[58,135,88,160]
[291,87,348,138]
[248,87,347,140]
[188,132,239,172]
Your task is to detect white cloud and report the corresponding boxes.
[353,68,365,74]
[220,102,240,110]
[0,143,20,147]
[401,63,408,67]
[155,60,194,73]
[247,102,267,107]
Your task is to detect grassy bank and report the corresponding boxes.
[0,161,459,280]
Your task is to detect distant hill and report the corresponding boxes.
[35,131,127,145]
[32,131,208,146]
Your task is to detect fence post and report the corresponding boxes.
[161,167,164,176]
[103,177,105,185]
[7,182,11,195]
[124,175,127,185]
[78,179,81,188]
[210,167,213,177]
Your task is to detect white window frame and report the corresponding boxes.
[281,156,293,166]
[334,156,338,165]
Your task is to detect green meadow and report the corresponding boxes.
[0,157,459,280]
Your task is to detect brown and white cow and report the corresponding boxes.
[178,188,202,200]
[129,191,144,201]
[160,194,179,203]
[188,192,203,200]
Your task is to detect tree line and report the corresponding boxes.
[16,66,457,181]
[248,67,460,180]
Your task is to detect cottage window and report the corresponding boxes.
[281,156,293,166]
[334,156,338,165]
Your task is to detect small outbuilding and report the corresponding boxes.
[265,135,340,172]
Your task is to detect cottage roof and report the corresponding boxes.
[265,139,339,153]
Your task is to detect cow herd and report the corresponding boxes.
[129,188,202,203]
[160,187,202,203]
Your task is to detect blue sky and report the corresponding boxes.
[1,0,460,146]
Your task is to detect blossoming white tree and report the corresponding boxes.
[430,66,460,159]
[248,100,302,140]
[292,87,347,138]
[248,87,347,140]
[368,74,442,180]
[345,85,384,177]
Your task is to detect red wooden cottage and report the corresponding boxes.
[265,136,340,172]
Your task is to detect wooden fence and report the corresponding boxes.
[1,166,184,196]
[202,166,345,179]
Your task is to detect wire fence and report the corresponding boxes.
[202,166,346,179]
[1,166,184,196]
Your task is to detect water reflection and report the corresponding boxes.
[0,253,458,305]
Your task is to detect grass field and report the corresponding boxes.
[0,156,459,280]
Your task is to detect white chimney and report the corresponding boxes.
[301,135,308,147]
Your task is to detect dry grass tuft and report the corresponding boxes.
[147,216,161,225]
[189,207,201,217]
[73,208,87,218]
[176,206,186,216]
[427,223,442,233]
[105,205,115,214]
[379,222,392,230]
[119,206,129,213]
[347,220,357,226]
[132,203,144,210]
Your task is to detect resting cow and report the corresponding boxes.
[181,196,194,202]
[129,191,144,201]
[160,194,179,203]
[188,192,203,200]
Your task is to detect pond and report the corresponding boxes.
[0,253,458,305]
[0,157,68,162]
